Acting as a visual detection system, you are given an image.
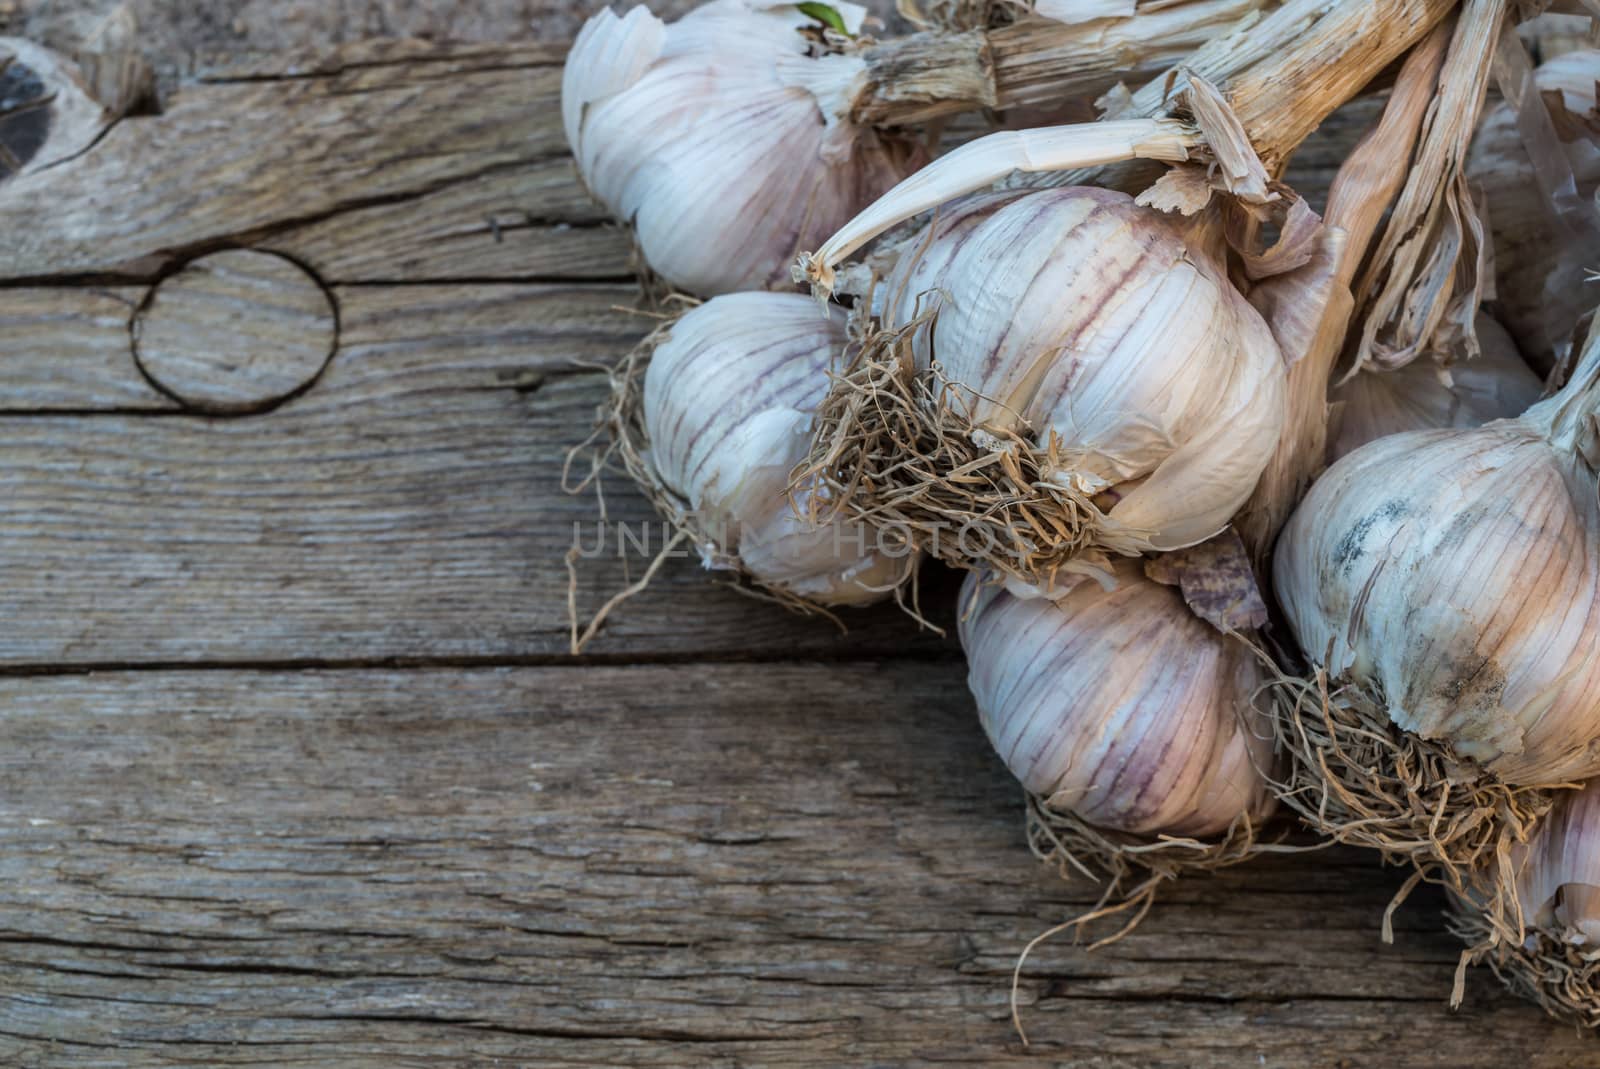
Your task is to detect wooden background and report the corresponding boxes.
[2,35,1598,1067]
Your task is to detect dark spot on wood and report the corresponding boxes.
[0,54,53,179]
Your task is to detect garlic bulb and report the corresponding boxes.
[644,292,910,604]
[562,0,922,296]
[1466,49,1600,374]
[1275,330,1600,786]
[1328,314,1544,461]
[882,186,1286,554]
[960,563,1275,839]
[1509,782,1600,947]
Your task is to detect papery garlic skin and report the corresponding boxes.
[1511,783,1600,944]
[883,187,1286,552]
[1276,371,1600,783]
[562,0,922,297]
[644,292,908,604]
[1466,49,1600,373]
[1328,315,1544,460]
[960,565,1275,838]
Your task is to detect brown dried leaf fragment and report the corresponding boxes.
[1143,528,1269,632]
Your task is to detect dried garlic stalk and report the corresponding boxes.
[850,0,1267,125]
[1345,0,1508,375]
[1233,23,1452,561]
[801,0,1460,289]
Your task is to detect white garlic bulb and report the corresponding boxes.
[1466,49,1600,373]
[883,186,1287,553]
[960,564,1275,838]
[1276,331,1600,785]
[644,292,910,604]
[1328,315,1544,461]
[562,0,922,296]
[1509,782,1600,945]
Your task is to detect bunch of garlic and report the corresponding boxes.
[961,562,1275,840]
[562,0,922,296]
[1328,314,1544,461]
[1466,48,1600,374]
[1276,326,1600,787]
[643,291,912,604]
[876,185,1286,569]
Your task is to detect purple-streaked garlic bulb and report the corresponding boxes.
[562,0,922,296]
[881,187,1287,555]
[644,291,911,604]
[960,563,1275,838]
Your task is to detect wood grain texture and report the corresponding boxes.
[0,41,568,279]
[266,160,634,284]
[0,33,1588,1067]
[0,663,1592,1067]
[0,287,174,412]
[0,359,956,666]
[133,250,337,413]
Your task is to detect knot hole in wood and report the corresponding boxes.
[131,249,339,415]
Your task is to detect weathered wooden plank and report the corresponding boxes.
[0,341,954,665]
[191,38,570,81]
[0,287,173,411]
[132,249,338,413]
[330,282,645,388]
[0,42,569,279]
[0,662,1588,1067]
[266,160,633,283]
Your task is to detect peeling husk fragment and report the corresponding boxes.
[1469,41,1600,375]
[1264,661,1568,954]
[795,316,1152,593]
[1143,528,1269,632]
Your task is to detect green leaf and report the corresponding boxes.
[797,1,851,35]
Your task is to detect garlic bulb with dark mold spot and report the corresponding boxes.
[961,563,1275,841]
[1328,314,1545,461]
[562,0,923,296]
[1276,328,1600,786]
[642,291,913,605]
